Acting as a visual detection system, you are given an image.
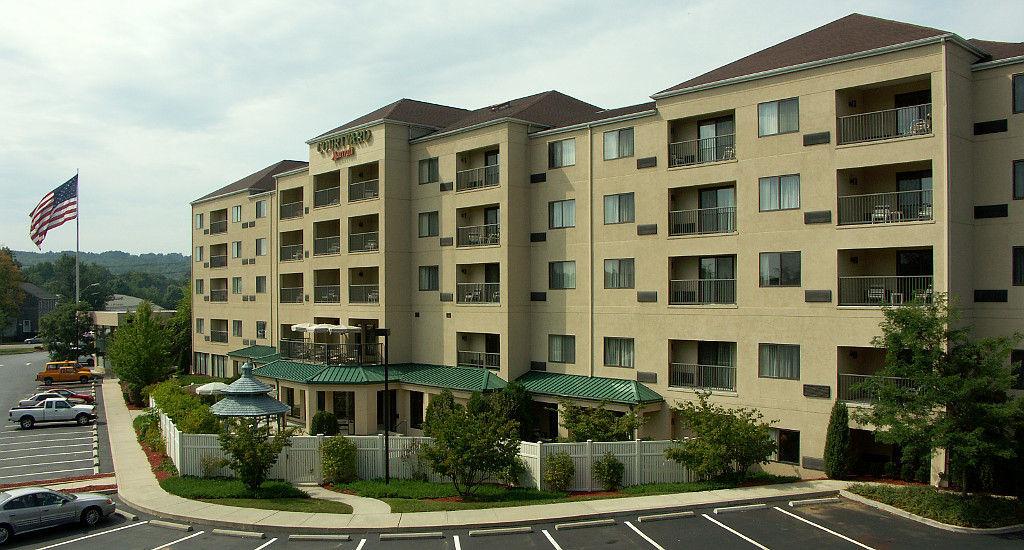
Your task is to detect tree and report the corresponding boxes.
[666,392,777,481]
[420,391,521,497]
[219,418,295,494]
[165,283,192,375]
[823,401,851,479]
[107,301,173,404]
[422,389,457,437]
[0,247,25,338]
[854,295,1024,492]
[39,301,95,361]
[558,400,645,442]
[24,254,111,310]
[491,382,534,440]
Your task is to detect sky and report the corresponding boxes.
[0,0,1021,254]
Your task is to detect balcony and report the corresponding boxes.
[838,275,933,306]
[837,190,933,225]
[837,104,932,145]
[279,339,382,365]
[279,201,302,219]
[349,231,379,252]
[457,350,500,370]
[669,206,736,236]
[349,179,379,202]
[210,330,228,344]
[456,223,499,247]
[456,282,499,304]
[838,373,915,404]
[209,220,227,235]
[456,165,499,191]
[668,134,736,167]
[313,235,341,256]
[209,289,227,302]
[349,284,379,304]
[669,279,735,305]
[314,285,341,304]
[209,255,227,268]
[314,186,340,208]
[669,363,737,392]
[280,287,303,304]
[280,244,303,262]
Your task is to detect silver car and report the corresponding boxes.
[0,487,115,545]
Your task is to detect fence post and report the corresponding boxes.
[379,433,386,479]
[536,441,543,490]
[586,440,594,492]
[635,439,642,486]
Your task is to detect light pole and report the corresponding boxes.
[377,328,391,484]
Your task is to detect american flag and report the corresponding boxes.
[29,175,78,248]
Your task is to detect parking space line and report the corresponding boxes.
[0,431,93,440]
[0,458,94,470]
[252,538,278,550]
[1,442,93,452]
[773,506,877,550]
[702,514,770,550]
[624,521,665,550]
[0,466,94,480]
[454,534,461,550]
[35,521,149,549]
[355,539,366,550]
[541,529,564,550]
[0,450,92,461]
[150,530,206,549]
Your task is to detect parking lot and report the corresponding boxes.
[0,351,111,487]
[4,497,1022,550]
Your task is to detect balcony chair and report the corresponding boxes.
[867,286,886,303]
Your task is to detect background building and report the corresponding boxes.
[2,282,57,341]
[191,14,1024,479]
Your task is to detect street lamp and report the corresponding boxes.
[375,328,392,484]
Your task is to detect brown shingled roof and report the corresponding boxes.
[312,99,468,140]
[968,39,1024,62]
[435,90,603,134]
[541,101,656,131]
[194,159,308,202]
[656,13,953,96]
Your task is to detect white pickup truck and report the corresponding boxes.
[8,398,96,429]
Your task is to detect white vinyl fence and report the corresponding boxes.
[158,412,692,490]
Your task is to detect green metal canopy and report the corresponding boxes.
[253,361,506,392]
[515,371,663,405]
[227,345,280,363]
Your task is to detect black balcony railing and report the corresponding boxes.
[280,244,303,261]
[209,255,227,268]
[313,236,341,256]
[456,224,499,247]
[280,201,303,219]
[668,134,735,167]
[838,373,915,403]
[279,339,382,365]
[209,220,227,234]
[210,330,228,343]
[349,284,379,303]
[668,206,736,236]
[837,190,933,225]
[838,275,933,306]
[349,179,379,202]
[669,363,736,391]
[837,103,932,145]
[314,285,341,303]
[456,282,499,304]
[209,289,228,302]
[456,165,499,191]
[314,186,340,208]
[349,231,379,252]
[457,350,500,370]
[669,279,736,305]
[280,287,303,303]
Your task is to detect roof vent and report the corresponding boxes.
[489,101,511,112]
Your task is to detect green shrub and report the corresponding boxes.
[178,407,220,434]
[200,455,226,478]
[501,456,528,488]
[823,401,851,479]
[310,411,339,436]
[592,452,625,491]
[149,380,219,434]
[849,484,1024,528]
[543,452,575,492]
[321,436,358,484]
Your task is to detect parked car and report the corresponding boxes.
[18,391,93,408]
[0,487,115,545]
[77,356,95,368]
[22,336,42,345]
[35,363,93,385]
[8,398,95,429]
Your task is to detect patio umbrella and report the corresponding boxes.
[290,323,315,333]
[195,382,229,395]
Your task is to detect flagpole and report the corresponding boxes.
[75,169,80,306]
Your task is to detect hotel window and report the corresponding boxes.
[772,429,800,464]
[549,261,576,290]
[418,158,439,184]
[231,241,242,258]
[548,334,575,364]
[211,355,226,378]
[195,213,203,229]
[603,127,634,160]
[194,353,208,375]
[255,275,267,293]
[759,343,800,380]
[232,320,242,337]
[255,200,267,219]
[604,193,635,224]
[410,391,425,430]
[1014,160,1023,200]
[604,337,635,368]
[549,199,576,229]
[418,211,439,237]
[231,205,242,223]
[195,318,204,334]
[231,277,243,294]
[759,251,801,287]
[1014,247,1024,286]
[418,266,439,291]
[195,246,203,262]
[1015,74,1024,113]
[195,279,203,294]
[604,259,635,289]
[548,138,576,168]
[255,238,267,256]
[759,175,800,211]
[256,321,267,339]
[758,98,799,136]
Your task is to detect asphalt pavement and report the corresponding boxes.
[2,497,1022,550]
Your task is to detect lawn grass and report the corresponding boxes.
[160,477,306,499]
[201,497,352,514]
[849,484,1024,528]
[338,473,800,513]
[0,347,36,355]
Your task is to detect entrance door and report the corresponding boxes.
[698,117,735,162]
[699,256,735,303]
[376,389,398,433]
[484,207,500,244]
[894,89,931,135]
[698,186,736,232]
[896,170,933,220]
[332,391,356,434]
[896,249,933,277]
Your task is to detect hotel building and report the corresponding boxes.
[191,14,1024,478]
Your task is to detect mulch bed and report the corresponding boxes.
[0,473,115,491]
[64,484,117,494]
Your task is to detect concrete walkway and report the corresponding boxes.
[104,377,852,532]
[300,484,392,514]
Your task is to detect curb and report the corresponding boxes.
[839,490,1024,535]
[212,528,265,539]
[288,534,351,541]
[149,519,192,531]
[379,531,444,540]
[637,511,694,522]
[468,526,533,537]
[114,509,139,522]
[555,518,616,530]
[713,503,766,514]
[789,496,841,507]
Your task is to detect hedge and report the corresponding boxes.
[149,380,220,434]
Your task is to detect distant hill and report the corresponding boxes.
[13,250,191,278]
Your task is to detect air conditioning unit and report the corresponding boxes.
[203,296,209,301]
[204,336,210,341]
[203,262,209,268]
[203,229,209,235]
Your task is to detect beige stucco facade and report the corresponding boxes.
[191,35,1024,478]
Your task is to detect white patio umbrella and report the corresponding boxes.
[195,381,229,395]
[293,323,361,334]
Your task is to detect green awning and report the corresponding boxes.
[253,360,326,383]
[398,364,506,392]
[228,345,280,363]
[253,361,506,392]
[515,371,663,405]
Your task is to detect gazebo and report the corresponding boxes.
[210,362,290,428]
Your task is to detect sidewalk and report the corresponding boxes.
[104,377,850,532]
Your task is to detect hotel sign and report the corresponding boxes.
[314,129,372,160]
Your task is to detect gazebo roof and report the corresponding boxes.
[221,363,275,396]
[212,362,288,418]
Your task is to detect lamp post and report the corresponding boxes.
[376,327,391,484]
